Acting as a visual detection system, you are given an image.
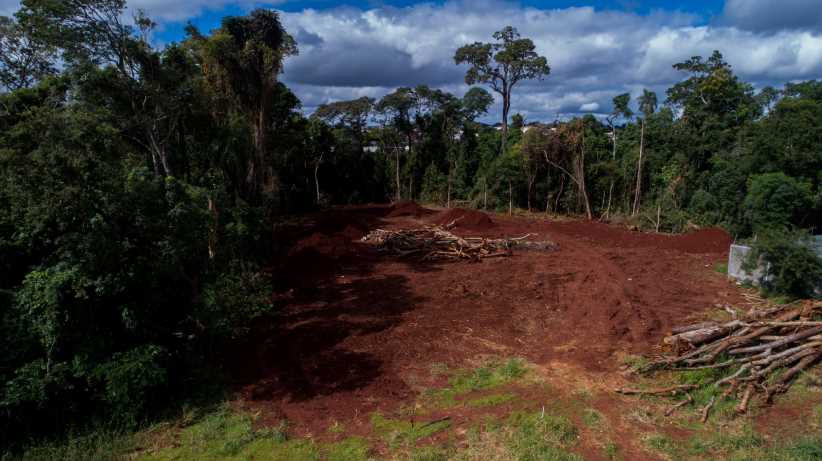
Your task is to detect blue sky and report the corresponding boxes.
[152,1,727,44]
[2,1,821,121]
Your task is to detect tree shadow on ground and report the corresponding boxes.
[227,206,425,403]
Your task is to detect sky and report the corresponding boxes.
[3,0,822,122]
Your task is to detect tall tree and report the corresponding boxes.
[604,92,632,217]
[0,15,55,91]
[666,50,757,171]
[633,89,657,216]
[194,9,297,201]
[313,96,374,150]
[454,26,549,153]
[375,89,415,201]
[542,119,593,220]
[304,118,335,204]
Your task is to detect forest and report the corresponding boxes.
[1,0,821,456]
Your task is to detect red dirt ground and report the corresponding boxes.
[386,200,433,218]
[233,204,744,458]
[427,207,496,231]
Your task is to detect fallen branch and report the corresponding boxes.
[622,300,822,420]
[361,226,556,262]
[664,393,693,417]
[701,396,716,423]
[736,384,754,414]
[615,384,697,395]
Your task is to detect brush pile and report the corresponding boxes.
[624,298,822,417]
[361,227,556,261]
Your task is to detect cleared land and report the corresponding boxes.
[133,203,820,460]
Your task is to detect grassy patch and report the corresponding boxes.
[410,445,451,461]
[124,405,371,461]
[582,408,603,428]
[714,262,728,274]
[10,429,136,461]
[459,411,581,461]
[642,426,821,461]
[424,358,528,408]
[465,392,517,408]
[370,413,451,448]
[603,441,622,460]
[328,420,346,434]
[325,437,370,461]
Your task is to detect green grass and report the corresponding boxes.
[370,413,452,448]
[458,411,582,461]
[424,358,528,408]
[465,392,517,408]
[582,408,603,427]
[714,262,728,274]
[8,429,136,461]
[130,405,369,461]
[603,441,622,460]
[410,446,451,461]
[645,427,822,461]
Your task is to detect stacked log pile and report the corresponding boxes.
[621,299,822,418]
[361,227,556,261]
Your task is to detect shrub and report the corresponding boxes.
[91,345,167,427]
[745,228,822,298]
[200,264,273,340]
[743,173,813,234]
[420,162,447,205]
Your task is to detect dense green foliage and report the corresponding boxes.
[1,0,820,454]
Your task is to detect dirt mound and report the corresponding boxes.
[428,208,496,231]
[387,200,431,218]
[312,214,370,240]
[289,232,355,260]
[671,228,732,254]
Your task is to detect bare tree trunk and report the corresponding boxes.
[603,182,614,221]
[314,152,323,204]
[603,128,617,220]
[578,123,593,220]
[483,178,488,210]
[396,149,401,202]
[508,181,513,215]
[555,174,566,213]
[656,202,661,233]
[447,162,452,208]
[576,154,593,220]
[633,119,645,216]
[527,178,534,212]
[500,85,511,154]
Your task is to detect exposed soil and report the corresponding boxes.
[233,203,747,459]
[387,200,433,218]
[427,207,496,231]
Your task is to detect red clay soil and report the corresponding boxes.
[233,204,744,457]
[386,200,432,218]
[427,207,496,231]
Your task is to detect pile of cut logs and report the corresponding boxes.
[620,299,822,420]
[361,227,556,261]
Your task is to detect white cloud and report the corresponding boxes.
[723,0,822,33]
[276,1,822,121]
[4,0,822,122]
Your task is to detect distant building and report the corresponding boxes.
[363,140,380,153]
